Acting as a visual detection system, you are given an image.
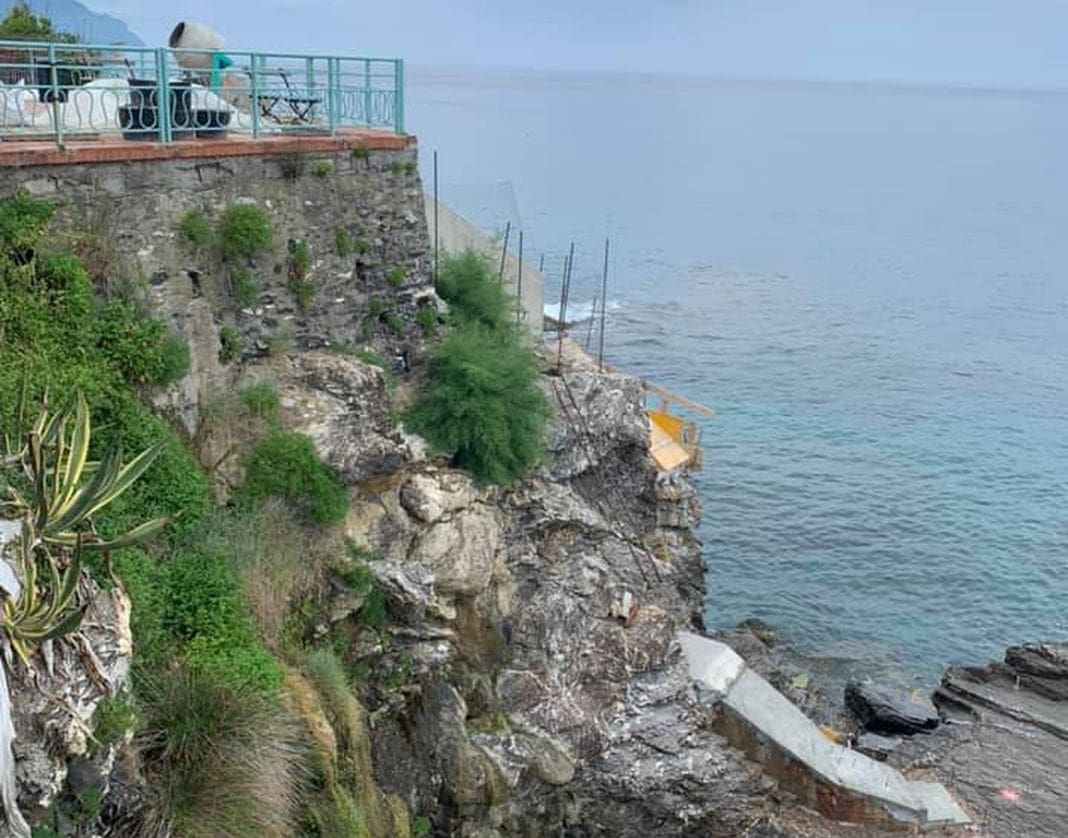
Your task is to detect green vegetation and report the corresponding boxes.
[312,160,333,178]
[232,266,259,308]
[385,313,405,334]
[367,295,389,317]
[217,204,273,261]
[178,209,212,249]
[386,265,406,288]
[354,238,371,256]
[287,238,315,313]
[0,2,77,41]
[236,430,349,526]
[89,693,142,755]
[240,379,280,421]
[408,251,549,484]
[352,145,370,162]
[416,305,438,338]
[354,347,387,369]
[389,160,418,177]
[0,192,419,837]
[335,227,354,257]
[219,325,244,364]
[134,666,299,836]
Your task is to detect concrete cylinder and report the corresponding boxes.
[168,21,225,70]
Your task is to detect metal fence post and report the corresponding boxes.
[393,59,404,134]
[327,57,338,134]
[250,53,261,139]
[363,59,372,127]
[47,43,63,149]
[155,48,171,142]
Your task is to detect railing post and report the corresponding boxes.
[250,53,260,139]
[155,48,171,142]
[364,59,372,127]
[327,57,338,134]
[393,59,404,134]
[47,43,63,149]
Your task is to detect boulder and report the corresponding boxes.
[400,471,478,524]
[845,678,940,735]
[408,507,502,596]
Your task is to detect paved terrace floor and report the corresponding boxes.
[0,128,413,168]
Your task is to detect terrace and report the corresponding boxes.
[0,37,406,160]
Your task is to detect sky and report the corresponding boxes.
[92,0,1068,89]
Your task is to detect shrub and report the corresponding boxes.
[409,252,549,484]
[312,160,332,178]
[94,301,190,387]
[161,543,282,692]
[217,204,272,261]
[385,313,405,334]
[232,266,259,308]
[385,266,405,288]
[352,145,369,162]
[417,305,438,338]
[354,238,371,256]
[335,228,354,257]
[219,326,243,364]
[237,430,349,526]
[436,250,511,330]
[178,210,212,249]
[0,189,53,261]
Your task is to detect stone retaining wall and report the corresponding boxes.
[0,138,432,434]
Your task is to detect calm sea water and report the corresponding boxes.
[408,69,1068,684]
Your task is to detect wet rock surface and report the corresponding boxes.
[886,643,1068,838]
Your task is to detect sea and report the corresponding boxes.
[406,68,1068,686]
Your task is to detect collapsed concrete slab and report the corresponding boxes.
[678,632,971,831]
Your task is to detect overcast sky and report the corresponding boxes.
[93,1,1068,89]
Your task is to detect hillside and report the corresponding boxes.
[1,0,142,44]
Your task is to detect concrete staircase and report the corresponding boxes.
[679,632,971,831]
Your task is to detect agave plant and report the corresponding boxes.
[3,393,169,552]
[0,528,84,668]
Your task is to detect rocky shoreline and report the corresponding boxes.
[278,348,1065,836]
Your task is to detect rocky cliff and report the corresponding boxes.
[268,351,781,835]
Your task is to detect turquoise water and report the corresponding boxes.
[408,70,1068,684]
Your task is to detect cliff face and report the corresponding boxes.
[274,351,779,835]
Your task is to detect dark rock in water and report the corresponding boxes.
[854,732,901,762]
[845,678,940,734]
[737,617,778,647]
[1003,643,1068,700]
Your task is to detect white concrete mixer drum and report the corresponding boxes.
[168,21,225,70]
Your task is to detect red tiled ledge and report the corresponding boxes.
[0,129,415,168]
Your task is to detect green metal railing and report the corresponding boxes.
[0,39,404,146]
